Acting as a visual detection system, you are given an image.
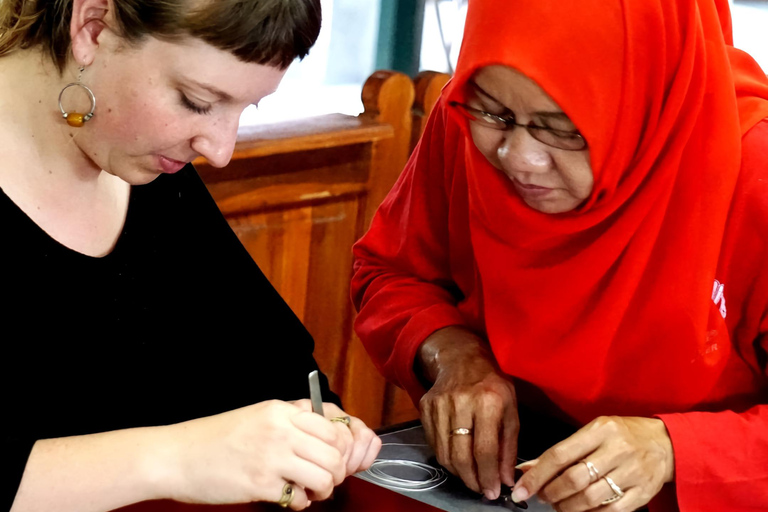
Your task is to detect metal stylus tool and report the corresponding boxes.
[308,370,324,416]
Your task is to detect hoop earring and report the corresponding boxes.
[58,66,96,128]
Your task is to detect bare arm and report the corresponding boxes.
[10,400,372,512]
[12,425,170,512]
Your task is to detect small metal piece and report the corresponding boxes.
[330,415,351,426]
[58,82,96,124]
[278,483,294,508]
[450,427,472,436]
[581,459,600,482]
[308,370,324,416]
[600,476,625,505]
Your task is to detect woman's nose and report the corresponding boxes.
[496,128,552,174]
[191,116,239,168]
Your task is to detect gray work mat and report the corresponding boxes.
[355,424,555,512]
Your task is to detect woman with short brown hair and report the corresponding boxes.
[0,1,380,511]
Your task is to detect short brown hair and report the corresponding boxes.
[0,0,322,72]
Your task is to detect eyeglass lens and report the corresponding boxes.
[451,102,585,151]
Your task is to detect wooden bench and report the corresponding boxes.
[194,70,451,428]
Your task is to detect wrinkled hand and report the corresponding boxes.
[512,416,675,512]
[417,328,519,500]
[293,400,382,476]
[163,400,348,510]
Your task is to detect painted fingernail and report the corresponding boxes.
[511,486,529,503]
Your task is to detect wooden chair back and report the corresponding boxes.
[195,70,450,428]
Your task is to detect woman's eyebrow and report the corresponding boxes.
[535,111,573,122]
[469,80,569,120]
[469,80,503,105]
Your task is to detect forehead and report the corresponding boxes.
[112,34,287,103]
[470,65,563,112]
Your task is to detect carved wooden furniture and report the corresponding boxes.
[195,71,451,428]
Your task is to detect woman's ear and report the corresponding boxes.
[70,0,111,67]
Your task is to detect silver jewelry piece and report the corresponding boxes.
[580,459,600,482]
[58,67,96,126]
[600,475,624,505]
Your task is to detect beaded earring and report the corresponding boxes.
[58,66,96,127]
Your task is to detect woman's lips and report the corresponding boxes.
[513,180,555,199]
[157,155,187,174]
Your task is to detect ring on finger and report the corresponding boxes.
[580,459,600,483]
[450,427,472,436]
[330,415,352,427]
[600,476,624,505]
[278,483,295,508]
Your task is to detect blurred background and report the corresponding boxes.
[241,0,768,126]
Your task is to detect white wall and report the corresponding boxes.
[420,0,768,74]
[732,1,768,71]
[239,0,380,126]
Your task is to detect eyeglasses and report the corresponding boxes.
[448,101,587,151]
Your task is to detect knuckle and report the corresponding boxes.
[548,445,571,466]
[479,391,503,411]
[453,451,472,468]
[358,427,372,442]
[583,483,604,507]
[615,439,633,458]
[370,434,382,451]
[319,473,335,497]
[475,445,497,462]
[602,416,621,434]
[562,469,581,488]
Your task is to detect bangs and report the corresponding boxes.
[113,0,322,70]
[184,0,321,69]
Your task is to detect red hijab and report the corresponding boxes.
[443,0,768,421]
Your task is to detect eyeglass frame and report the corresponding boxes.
[448,100,588,151]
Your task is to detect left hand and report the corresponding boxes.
[293,400,382,476]
[511,416,675,511]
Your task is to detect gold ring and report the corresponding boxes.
[580,460,600,482]
[278,483,294,508]
[600,476,624,505]
[450,427,472,436]
[330,415,352,426]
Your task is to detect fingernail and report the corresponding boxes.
[511,486,529,503]
[484,489,499,500]
[515,460,536,469]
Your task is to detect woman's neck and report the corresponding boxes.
[0,48,131,258]
[0,48,103,185]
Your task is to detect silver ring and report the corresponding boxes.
[600,476,624,505]
[450,427,472,436]
[58,82,96,123]
[580,460,600,482]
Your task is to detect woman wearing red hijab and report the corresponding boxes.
[352,0,768,510]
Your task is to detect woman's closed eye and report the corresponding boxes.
[179,92,212,115]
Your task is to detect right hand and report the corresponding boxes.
[417,327,520,501]
[159,400,347,510]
